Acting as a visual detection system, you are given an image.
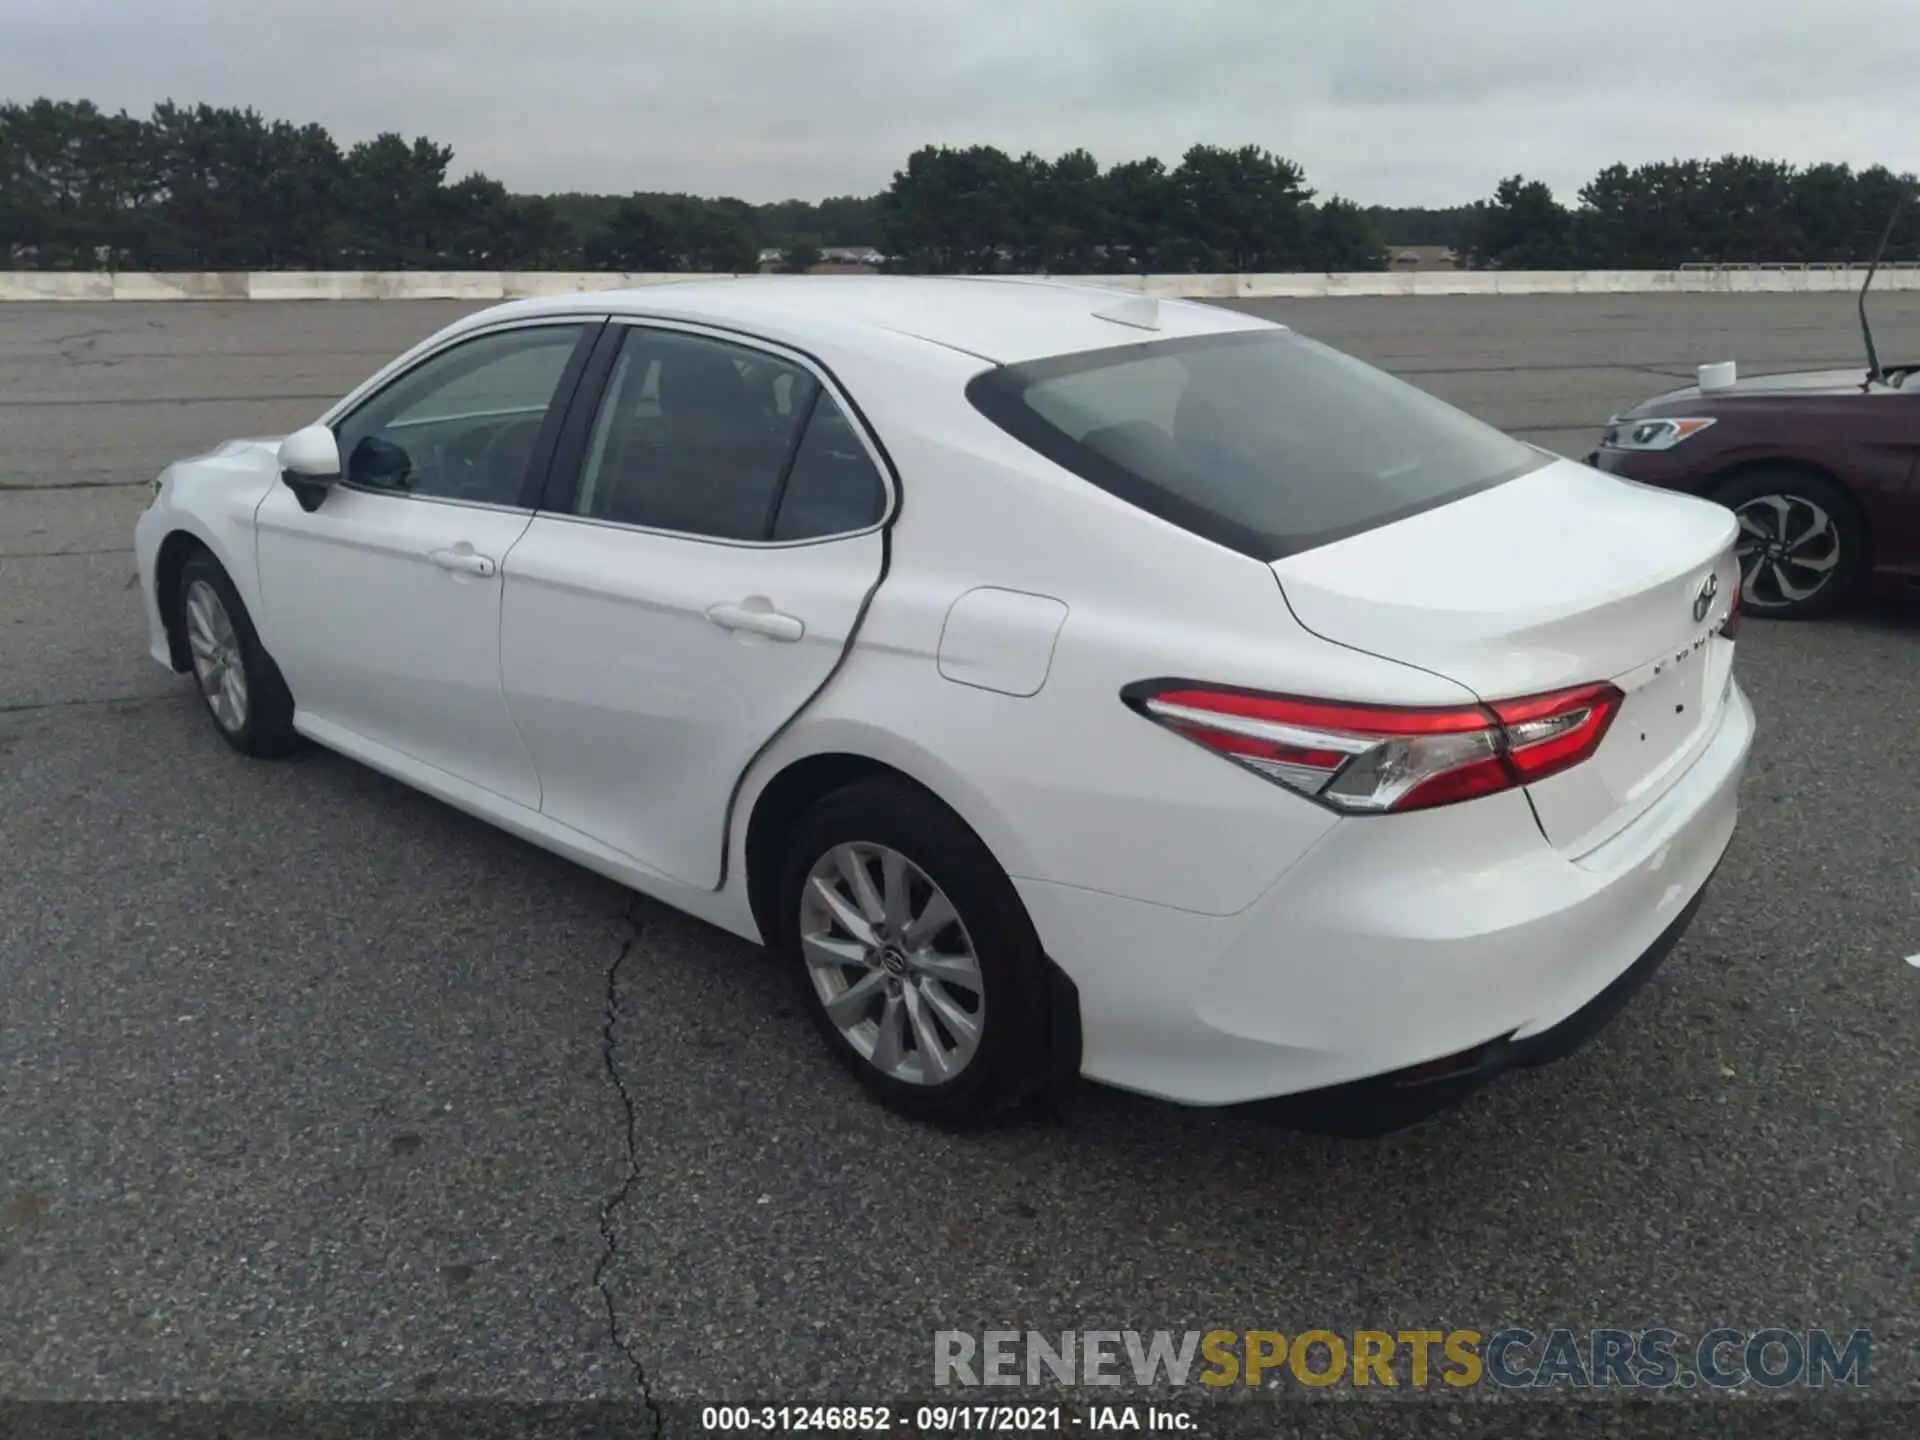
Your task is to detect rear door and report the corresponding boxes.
[499,320,892,889]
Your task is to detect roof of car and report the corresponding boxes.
[476,275,1277,366]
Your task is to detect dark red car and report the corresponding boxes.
[1587,271,1920,619]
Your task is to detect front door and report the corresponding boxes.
[500,321,893,887]
[255,320,597,807]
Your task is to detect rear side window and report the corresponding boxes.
[570,328,808,541]
[565,326,887,543]
[966,329,1546,560]
[772,392,887,541]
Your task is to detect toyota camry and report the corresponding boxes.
[134,276,1753,1134]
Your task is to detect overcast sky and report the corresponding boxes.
[6,0,1918,206]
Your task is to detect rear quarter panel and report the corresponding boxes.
[737,342,1490,918]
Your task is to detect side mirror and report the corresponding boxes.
[278,425,341,513]
[346,435,413,489]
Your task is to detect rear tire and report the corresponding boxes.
[1706,468,1866,619]
[773,776,1057,1126]
[176,552,299,758]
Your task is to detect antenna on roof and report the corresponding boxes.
[1092,293,1161,332]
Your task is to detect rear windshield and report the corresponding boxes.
[965,328,1547,560]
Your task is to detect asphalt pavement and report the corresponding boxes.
[2,293,1915,1418]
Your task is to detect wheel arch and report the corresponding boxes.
[738,742,1082,1088]
[736,728,1041,940]
[743,752,895,943]
[153,528,219,672]
[743,747,1040,941]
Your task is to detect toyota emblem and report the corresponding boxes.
[1692,572,1720,624]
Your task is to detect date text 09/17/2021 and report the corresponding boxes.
[699,1405,1193,1433]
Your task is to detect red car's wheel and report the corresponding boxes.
[1709,468,1867,620]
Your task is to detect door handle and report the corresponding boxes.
[707,600,805,642]
[428,547,497,577]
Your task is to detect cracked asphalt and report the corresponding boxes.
[1,295,1915,1420]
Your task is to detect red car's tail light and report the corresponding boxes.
[1127,681,1623,814]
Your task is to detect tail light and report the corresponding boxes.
[1126,681,1623,814]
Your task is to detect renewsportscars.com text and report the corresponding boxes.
[933,1328,1871,1391]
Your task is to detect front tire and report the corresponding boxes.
[773,776,1057,1126]
[176,552,298,757]
[1708,468,1866,620]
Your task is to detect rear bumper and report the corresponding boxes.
[1017,680,1753,1116]
[1244,872,1713,1136]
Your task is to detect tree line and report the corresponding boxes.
[0,99,872,272]
[3,98,1915,274]
[1463,161,1919,269]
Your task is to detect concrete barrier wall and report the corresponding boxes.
[0,271,738,302]
[6,267,1920,301]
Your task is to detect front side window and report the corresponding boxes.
[566,327,886,542]
[332,324,588,507]
[967,328,1546,560]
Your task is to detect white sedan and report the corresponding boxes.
[135,277,1753,1134]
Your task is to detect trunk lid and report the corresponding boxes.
[1272,458,1740,855]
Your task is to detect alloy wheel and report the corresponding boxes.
[185,578,249,732]
[798,842,986,1086]
[1732,493,1841,609]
